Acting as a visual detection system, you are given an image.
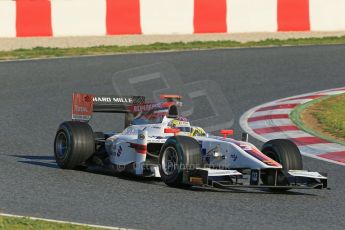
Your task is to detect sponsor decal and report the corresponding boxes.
[123,127,137,135]
[131,103,160,112]
[148,139,166,143]
[129,102,174,113]
[138,133,146,140]
[72,93,93,121]
[250,170,260,185]
[74,105,88,113]
[230,154,238,161]
[116,146,123,157]
[93,97,132,103]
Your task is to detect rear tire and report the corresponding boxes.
[159,136,202,187]
[261,139,303,191]
[54,121,95,169]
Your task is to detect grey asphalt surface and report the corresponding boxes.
[1,45,345,230]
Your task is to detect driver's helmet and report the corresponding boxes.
[168,119,191,136]
[168,119,206,137]
[190,126,206,136]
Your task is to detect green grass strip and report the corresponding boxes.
[1,35,345,60]
[0,215,109,230]
[290,94,345,146]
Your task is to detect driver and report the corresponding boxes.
[168,119,206,136]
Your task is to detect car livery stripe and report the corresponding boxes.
[240,86,345,166]
[209,136,281,167]
[128,142,147,154]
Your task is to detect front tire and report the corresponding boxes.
[54,121,95,169]
[159,136,202,187]
[261,139,303,190]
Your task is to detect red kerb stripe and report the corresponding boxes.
[254,125,299,135]
[194,0,227,33]
[248,114,289,122]
[278,0,310,31]
[256,104,298,112]
[290,137,330,146]
[318,151,345,164]
[106,0,141,35]
[16,0,52,37]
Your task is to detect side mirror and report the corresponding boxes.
[220,129,233,139]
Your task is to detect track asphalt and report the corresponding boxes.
[1,45,345,230]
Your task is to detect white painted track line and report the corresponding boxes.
[0,212,132,230]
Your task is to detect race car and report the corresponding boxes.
[54,93,328,191]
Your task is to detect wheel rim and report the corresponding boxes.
[162,146,179,176]
[55,131,68,158]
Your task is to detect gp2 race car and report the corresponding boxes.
[54,93,328,191]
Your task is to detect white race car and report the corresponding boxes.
[54,93,328,191]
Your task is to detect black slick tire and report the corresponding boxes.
[54,121,95,169]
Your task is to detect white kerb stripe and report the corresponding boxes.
[322,90,345,95]
[310,0,345,31]
[51,0,106,36]
[227,0,277,33]
[273,98,315,105]
[140,0,194,34]
[0,0,15,37]
[261,131,313,140]
[248,119,294,130]
[299,143,345,155]
[0,213,131,230]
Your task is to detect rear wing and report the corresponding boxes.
[71,93,145,121]
[160,94,182,106]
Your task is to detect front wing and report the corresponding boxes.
[184,168,328,190]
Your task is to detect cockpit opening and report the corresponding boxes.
[167,105,178,118]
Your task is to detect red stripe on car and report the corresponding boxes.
[129,143,147,154]
[247,148,281,167]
